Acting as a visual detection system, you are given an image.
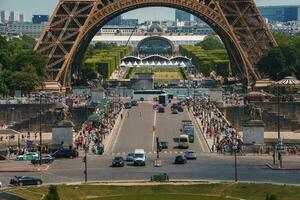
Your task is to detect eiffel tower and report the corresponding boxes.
[35,0,277,86]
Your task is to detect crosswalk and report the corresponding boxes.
[103,150,187,157]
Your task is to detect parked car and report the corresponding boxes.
[159,141,168,149]
[51,149,78,159]
[174,155,187,164]
[150,173,169,182]
[0,155,6,160]
[124,102,132,109]
[10,176,43,186]
[184,150,197,160]
[16,152,38,161]
[131,100,138,106]
[158,106,165,113]
[112,157,125,167]
[0,181,2,188]
[31,154,54,164]
[126,152,134,162]
[171,108,178,114]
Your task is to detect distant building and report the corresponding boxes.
[97,25,139,36]
[107,15,122,26]
[121,18,138,26]
[175,9,191,22]
[7,22,46,38]
[166,26,214,35]
[1,10,9,23]
[259,6,300,23]
[19,14,24,22]
[9,11,20,22]
[32,15,49,24]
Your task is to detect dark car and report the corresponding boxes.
[0,155,6,160]
[171,108,178,114]
[112,157,125,167]
[159,141,168,149]
[31,154,54,164]
[158,107,165,113]
[51,149,78,159]
[177,106,184,112]
[10,176,43,186]
[124,102,132,109]
[174,155,187,164]
[131,100,138,106]
[126,152,134,162]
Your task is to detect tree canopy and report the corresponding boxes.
[0,35,46,96]
[195,35,225,50]
[257,33,300,81]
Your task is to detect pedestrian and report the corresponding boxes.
[121,113,123,120]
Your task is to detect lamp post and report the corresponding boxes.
[276,84,282,168]
[39,94,42,166]
[233,145,238,182]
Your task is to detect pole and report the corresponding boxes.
[277,85,282,168]
[84,143,87,183]
[39,94,42,166]
[156,137,159,159]
[234,149,237,182]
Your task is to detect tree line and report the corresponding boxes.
[0,35,46,96]
[257,32,300,81]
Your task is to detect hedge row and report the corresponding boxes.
[84,46,132,78]
[179,45,230,77]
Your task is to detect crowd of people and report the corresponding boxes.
[193,96,242,153]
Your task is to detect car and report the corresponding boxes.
[51,148,78,159]
[158,107,165,113]
[10,176,43,186]
[133,149,146,166]
[159,141,168,149]
[131,100,138,106]
[140,97,145,101]
[126,152,134,162]
[112,157,125,167]
[16,152,39,161]
[0,181,2,188]
[174,155,187,164]
[171,108,178,114]
[31,154,54,164]
[124,102,132,109]
[177,106,184,112]
[0,155,6,160]
[184,150,197,160]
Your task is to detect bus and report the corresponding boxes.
[158,94,168,106]
[178,134,189,149]
[181,120,194,143]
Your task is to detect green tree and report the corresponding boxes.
[44,185,60,200]
[14,50,46,76]
[14,65,43,94]
[0,69,8,95]
[195,35,225,50]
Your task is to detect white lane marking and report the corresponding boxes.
[179,151,183,154]
[122,152,126,155]
[152,110,157,152]
[111,110,127,152]
[148,152,152,154]
[175,151,178,154]
[169,151,172,154]
[187,110,205,153]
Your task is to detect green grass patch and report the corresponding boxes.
[5,183,300,200]
[124,67,185,82]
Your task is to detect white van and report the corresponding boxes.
[178,134,189,149]
[133,149,146,166]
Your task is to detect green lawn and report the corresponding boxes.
[124,67,185,81]
[4,183,300,200]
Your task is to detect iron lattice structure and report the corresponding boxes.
[35,0,277,86]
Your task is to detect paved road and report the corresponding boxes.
[1,102,300,187]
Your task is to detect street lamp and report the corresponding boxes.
[232,145,238,182]
[39,94,42,166]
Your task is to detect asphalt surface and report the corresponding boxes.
[1,102,300,187]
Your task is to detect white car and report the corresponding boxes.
[16,152,39,161]
[0,181,2,188]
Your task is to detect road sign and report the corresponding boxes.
[276,138,285,153]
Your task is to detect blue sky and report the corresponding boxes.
[1,0,300,22]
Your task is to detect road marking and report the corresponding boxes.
[111,110,127,152]
[122,152,126,155]
[175,151,178,154]
[148,152,152,154]
[169,151,172,154]
[187,110,205,153]
[152,110,157,152]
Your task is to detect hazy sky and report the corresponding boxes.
[1,0,300,22]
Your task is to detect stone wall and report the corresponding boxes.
[220,102,300,131]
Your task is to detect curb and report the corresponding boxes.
[266,164,300,170]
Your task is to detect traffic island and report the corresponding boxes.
[266,163,300,170]
[0,164,49,172]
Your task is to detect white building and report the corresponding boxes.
[7,22,46,38]
[0,10,9,23]
[91,35,206,47]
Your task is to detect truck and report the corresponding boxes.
[181,120,194,143]
[158,94,168,106]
